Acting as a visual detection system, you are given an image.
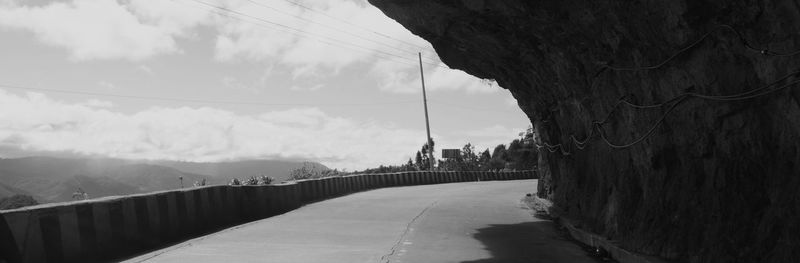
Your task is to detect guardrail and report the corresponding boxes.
[0,170,536,263]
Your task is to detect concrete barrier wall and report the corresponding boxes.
[0,170,535,263]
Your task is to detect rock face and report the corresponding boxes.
[368,0,800,262]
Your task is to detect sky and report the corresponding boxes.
[0,0,531,170]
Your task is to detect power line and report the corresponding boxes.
[428,100,519,114]
[174,0,420,68]
[186,0,418,65]
[0,83,419,107]
[183,0,449,69]
[278,0,434,52]
[245,0,439,63]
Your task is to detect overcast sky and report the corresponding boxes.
[0,0,530,170]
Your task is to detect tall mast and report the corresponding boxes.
[419,52,434,170]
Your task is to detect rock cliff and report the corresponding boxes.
[368,0,800,262]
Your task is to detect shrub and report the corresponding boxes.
[258,175,274,185]
[242,176,259,185]
[289,163,345,180]
[0,194,39,210]
[193,178,207,187]
[229,178,241,186]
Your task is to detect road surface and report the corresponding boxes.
[125,179,597,263]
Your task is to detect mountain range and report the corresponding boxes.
[0,156,327,204]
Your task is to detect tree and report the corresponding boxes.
[488,144,508,171]
[488,158,505,171]
[72,188,89,200]
[405,158,416,171]
[0,195,39,210]
[229,178,241,185]
[415,151,424,170]
[437,143,482,171]
[492,144,509,162]
[193,178,207,187]
[354,126,538,173]
[507,139,523,162]
[243,176,259,185]
[320,168,346,178]
[506,131,538,170]
[418,139,436,170]
[426,138,436,157]
[479,149,492,170]
[289,162,321,180]
[460,143,480,171]
[289,163,348,180]
[258,175,275,185]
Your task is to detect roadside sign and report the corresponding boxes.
[442,149,461,159]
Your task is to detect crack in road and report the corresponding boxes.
[380,201,438,263]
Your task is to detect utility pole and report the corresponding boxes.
[419,52,434,170]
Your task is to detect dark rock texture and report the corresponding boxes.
[368,0,800,262]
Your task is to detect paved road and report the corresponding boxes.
[125,180,597,263]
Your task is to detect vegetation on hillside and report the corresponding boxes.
[288,162,348,180]
[0,129,535,204]
[0,194,39,210]
[228,175,275,185]
[358,126,537,173]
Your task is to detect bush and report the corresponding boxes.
[0,194,39,210]
[289,163,345,180]
[242,176,259,185]
[229,178,241,186]
[230,175,275,186]
[258,175,274,185]
[193,178,207,187]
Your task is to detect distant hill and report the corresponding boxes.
[0,157,325,203]
[40,175,141,203]
[0,157,163,202]
[98,163,218,192]
[0,181,29,200]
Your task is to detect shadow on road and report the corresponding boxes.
[460,221,610,263]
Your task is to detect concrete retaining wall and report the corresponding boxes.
[0,170,536,263]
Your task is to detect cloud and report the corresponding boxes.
[0,0,186,60]
[0,0,494,94]
[457,125,524,139]
[0,89,426,169]
[210,0,432,74]
[505,97,518,107]
[125,0,210,37]
[137,65,155,76]
[220,76,259,93]
[97,81,118,90]
[290,84,324,91]
[205,0,497,93]
[371,60,497,94]
[82,99,114,108]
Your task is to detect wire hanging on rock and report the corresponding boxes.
[536,68,800,154]
[536,23,800,154]
[603,24,800,71]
